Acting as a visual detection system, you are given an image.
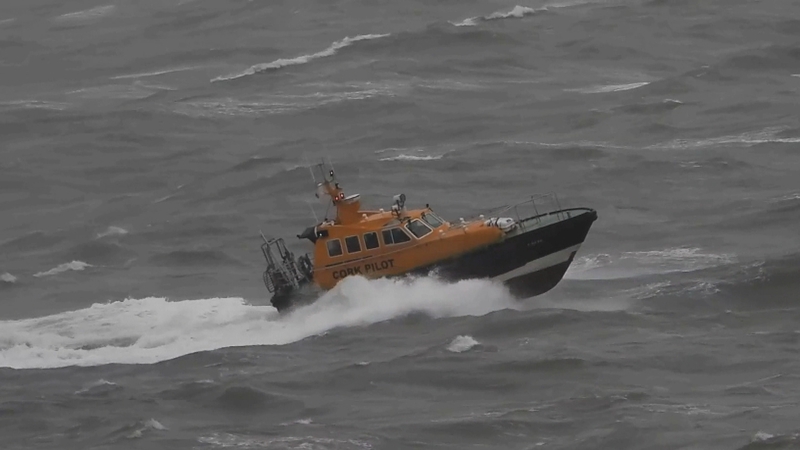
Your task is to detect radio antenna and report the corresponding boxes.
[306,199,319,223]
[324,144,336,178]
[304,153,316,184]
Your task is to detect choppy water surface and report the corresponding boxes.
[2,0,800,448]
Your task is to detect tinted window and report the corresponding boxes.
[406,220,432,238]
[327,239,342,257]
[382,227,411,245]
[391,228,411,243]
[364,232,380,249]
[345,236,361,253]
[421,212,444,228]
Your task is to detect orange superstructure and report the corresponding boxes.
[303,166,505,290]
[260,160,598,312]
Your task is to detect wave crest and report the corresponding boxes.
[447,335,480,353]
[452,5,544,27]
[1,272,17,284]
[211,34,389,82]
[33,261,92,278]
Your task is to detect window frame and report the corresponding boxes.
[421,212,445,229]
[363,231,380,250]
[405,219,433,239]
[344,235,362,254]
[326,238,343,257]
[382,227,412,245]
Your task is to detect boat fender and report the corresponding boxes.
[485,217,517,232]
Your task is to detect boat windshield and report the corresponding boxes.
[421,212,444,228]
[406,219,432,239]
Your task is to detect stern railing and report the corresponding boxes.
[261,234,304,293]
[449,192,574,230]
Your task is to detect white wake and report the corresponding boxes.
[0,276,515,369]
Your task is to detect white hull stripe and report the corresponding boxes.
[492,244,581,282]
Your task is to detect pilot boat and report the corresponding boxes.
[260,162,597,311]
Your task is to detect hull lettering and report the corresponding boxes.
[332,259,395,279]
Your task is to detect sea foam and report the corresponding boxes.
[0,276,515,369]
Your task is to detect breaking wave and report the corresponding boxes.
[447,335,480,353]
[211,34,389,82]
[0,276,515,369]
[652,126,800,150]
[566,81,651,94]
[451,5,544,27]
[32,261,92,278]
[379,154,444,162]
[110,66,200,80]
[1,272,17,284]
[53,5,115,24]
[375,146,454,162]
[0,100,70,111]
[96,226,128,239]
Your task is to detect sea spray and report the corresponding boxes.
[0,276,514,369]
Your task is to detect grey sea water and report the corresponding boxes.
[2,0,800,448]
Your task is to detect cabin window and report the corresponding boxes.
[382,227,411,245]
[406,219,433,239]
[345,235,361,253]
[421,212,444,228]
[326,239,343,257]
[363,232,380,250]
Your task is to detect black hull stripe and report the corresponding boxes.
[504,255,576,298]
[271,209,597,310]
[432,210,596,281]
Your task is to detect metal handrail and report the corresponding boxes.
[449,192,567,228]
[261,236,305,292]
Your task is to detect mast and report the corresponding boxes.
[312,162,362,225]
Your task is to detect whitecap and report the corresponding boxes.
[197,433,370,449]
[447,335,480,353]
[486,5,540,20]
[33,261,92,278]
[379,154,444,161]
[97,226,128,238]
[54,5,115,23]
[451,5,542,27]
[772,192,800,203]
[653,126,800,150]
[451,18,479,27]
[65,84,156,100]
[376,146,453,161]
[621,247,733,264]
[211,34,389,83]
[0,100,70,111]
[1,272,17,283]
[126,418,168,439]
[74,378,119,395]
[566,81,650,94]
[110,66,199,80]
[753,431,775,442]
